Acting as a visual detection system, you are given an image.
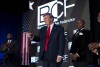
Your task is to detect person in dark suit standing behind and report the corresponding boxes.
[89,12,100,67]
[29,13,65,67]
[89,43,100,67]
[0,33,19,66]
[70,19,91,67]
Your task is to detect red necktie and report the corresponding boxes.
[7,40,10,47]
[44,26,50,51]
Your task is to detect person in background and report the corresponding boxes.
[28,13,65,67]
[70,19,91,67]
[89,12,100,67]
[0,33,19,66]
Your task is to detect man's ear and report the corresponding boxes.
[51,18,54,22]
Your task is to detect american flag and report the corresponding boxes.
[20,11,30,65]
[21,32,30,65]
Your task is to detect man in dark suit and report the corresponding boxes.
[89,42,100,67]
[0,33,19,66]
[70,19,91,67]
[29,13,65,67]
[89,12,100,67]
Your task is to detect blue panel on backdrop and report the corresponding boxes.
[0,52,4,59]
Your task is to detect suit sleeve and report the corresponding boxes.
[11,40,19,53]
[32,29,41,42]
[58,26,65,56]
[33,36,40,42]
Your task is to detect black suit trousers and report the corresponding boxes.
[73,61,88,67]
[42,51,61,67]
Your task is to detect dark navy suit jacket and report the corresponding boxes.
[70,29,91,62]
[33,24,65,62]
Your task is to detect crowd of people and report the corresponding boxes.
[28,13,100,67]
[0,12,100,67]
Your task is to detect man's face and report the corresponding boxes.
[43,15,53,26]
[76,20,84,29]
[7,33,12,39]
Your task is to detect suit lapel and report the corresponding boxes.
[42,26,47,37]
[73,29,85,42]
[42,26,48,46]
[73,32,79,41]
[49,24,57,42]
[9,40,14,48]
[73,30,80,41]
[9,40,13,48]
[44,26,47,34]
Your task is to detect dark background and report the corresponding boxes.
[0,0,29,45]
[89,0,100,42]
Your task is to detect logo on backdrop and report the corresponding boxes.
[29,1,34,10]
[37,0,75,29]
[31,56,39,63]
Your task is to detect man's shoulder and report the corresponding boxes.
[11,40,17,43]
[84,29,90,31]
[40,26,47,30]
[54,24,64,29]
[82,29,91,35]
[82,29,91,32]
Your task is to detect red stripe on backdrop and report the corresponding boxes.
[20,32,30,65]
[24,32,26,65]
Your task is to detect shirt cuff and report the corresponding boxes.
[99,43,100,47]
[76,53,80,57]
[58,55,63,58]
[70,53,73,55]
[30,36,34,40]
